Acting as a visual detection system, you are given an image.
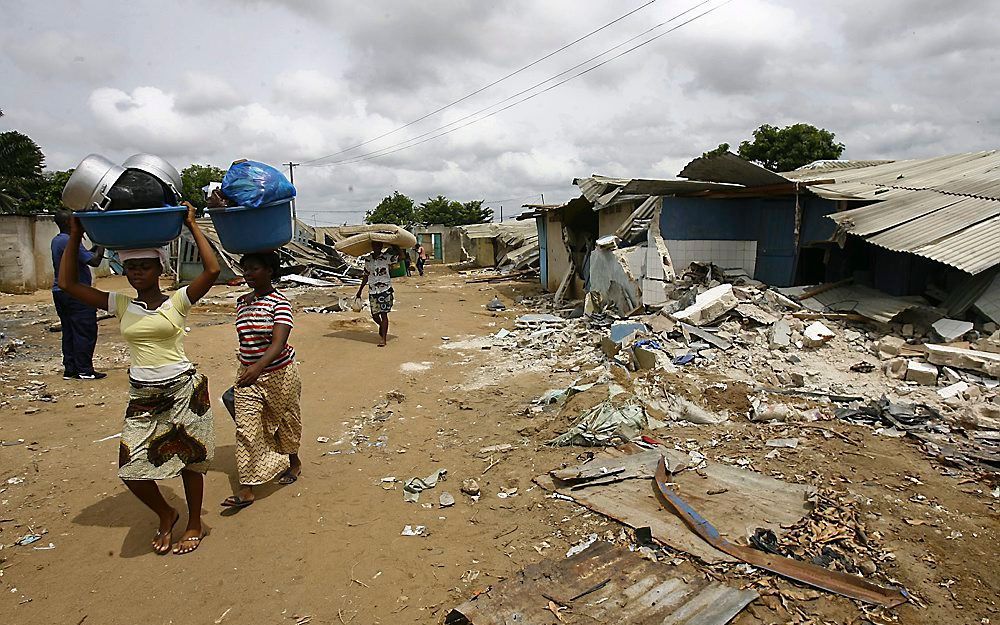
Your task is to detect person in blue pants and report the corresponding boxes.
[51,210,106,380]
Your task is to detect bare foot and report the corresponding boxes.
[172,527,205,555]
[153,509,179,555]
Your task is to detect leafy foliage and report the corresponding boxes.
[736,124,845,172]
[417,195,492,226]
[180,164,226,208]
[365,191,416,225]
[701,142,731,159]
[0,130,45,213]
[18,169,73,214]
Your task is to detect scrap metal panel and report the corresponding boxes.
[445,542,757,625]
[913,216,1000,275]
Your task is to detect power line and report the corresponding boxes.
[306,0,725,169]
[301,0,659,165]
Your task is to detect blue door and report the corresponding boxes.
[755,200,796,286]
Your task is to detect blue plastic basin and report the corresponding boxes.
[208,199,293,254]
[77,206,186,250]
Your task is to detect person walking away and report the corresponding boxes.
[52,210,106,380]
[222,252,302,509]
[356,241,397,347]
[58,202,220,555]
[416,242,427,276]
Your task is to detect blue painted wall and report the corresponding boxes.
[659,195,838,286]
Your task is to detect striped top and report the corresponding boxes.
[235,290,295,373]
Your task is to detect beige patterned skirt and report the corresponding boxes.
[118,371,215,481]
[233,362,302,485]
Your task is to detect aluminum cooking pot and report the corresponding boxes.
[123,153,183,201]
[62,154,126,211]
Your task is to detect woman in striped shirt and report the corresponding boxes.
[222,251,303,509]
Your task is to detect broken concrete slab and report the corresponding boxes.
[932,318,974,342]
[734,302,778,325]
[534,449,814,564]
[769,318,791,350]
[937,381,970,399]
[904,360,939,385]
[671,283,738,327]
[925,343,1000,377]
[876,335,907,359]
[802,321,835,348]
[444,542,758,625]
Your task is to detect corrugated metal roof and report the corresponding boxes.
[445,542,757,625]
[911,216,1000,275]
[785,159,895,175]
[830,190,964,235]
[812,151,1000,274]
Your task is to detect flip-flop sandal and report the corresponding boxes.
[153,514,179,555]
[172,534,204,555]
[221,495,254,508]
[277,472,300,485]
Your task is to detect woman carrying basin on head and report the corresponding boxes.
[221,251,302,509]
[58,202,220,555]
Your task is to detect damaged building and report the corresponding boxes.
[522,150,1000,324]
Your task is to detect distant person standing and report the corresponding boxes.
[356,242,397,347]
[416,242,427,276]
[51,210,106,380]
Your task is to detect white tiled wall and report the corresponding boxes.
[664,239,757,277]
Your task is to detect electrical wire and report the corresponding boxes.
[306,0,728,168]
[301,0,659,165]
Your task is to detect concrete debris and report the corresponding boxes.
[769,318,792,349]
[931,318,974,342]
[671,283,739,326]
[925,343,1000,377]
[937,381,970,399]
[802,321,835,348]
[904,360,939,385]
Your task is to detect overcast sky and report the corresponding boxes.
[3,0,997,224]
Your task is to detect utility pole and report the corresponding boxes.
[540,193,545,204]
[500,205,503,222]
[284,162,300,231]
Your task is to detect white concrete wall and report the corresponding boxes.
[0,215,110,293]
[664,239,757,277]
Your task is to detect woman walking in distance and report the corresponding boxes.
[58,203,220,555]
[221,251,302,509]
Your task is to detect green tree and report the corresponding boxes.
[365,191,416,225]
[701,142,731,160]
[180,164,226,208]
[0,130,45,214]
[417,195,493,226]
[19,169,73,214]
[737,124,845,172]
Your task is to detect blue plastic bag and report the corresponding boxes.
[221,160,296,208]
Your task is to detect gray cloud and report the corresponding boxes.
[1,0,998,224]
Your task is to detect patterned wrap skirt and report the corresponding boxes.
[369,288,394,314]
[234,361,303,485]
[118,371,215,480]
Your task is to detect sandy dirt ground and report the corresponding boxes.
[0,267,997,625]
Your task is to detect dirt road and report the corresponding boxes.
[1,268,997,624]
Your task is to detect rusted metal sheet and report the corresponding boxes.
[445,541,757,625]
[534,449,814,564]
[653,456,909,607]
